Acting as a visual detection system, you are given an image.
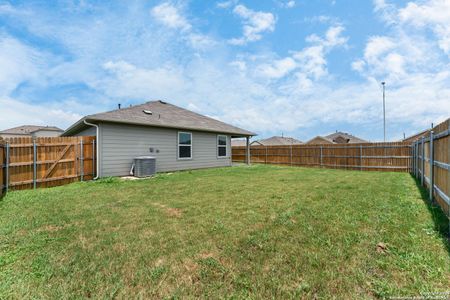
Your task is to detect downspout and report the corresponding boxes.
[83,119,99,180]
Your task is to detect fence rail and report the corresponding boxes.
[0,136,96,194]
[232,142,411,172]
[411,119,449,219]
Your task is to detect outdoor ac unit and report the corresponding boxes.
[132,156,156,177]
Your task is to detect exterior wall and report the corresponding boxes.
[99,122,232,177]
[32,130,63,137]
[73,126,97,137]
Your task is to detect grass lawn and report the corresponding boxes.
[0,165,449,299]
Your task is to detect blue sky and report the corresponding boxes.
[0,0,449,141]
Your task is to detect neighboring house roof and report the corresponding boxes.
[231,139,247,147]
[63,100,255,137]
[306,132,368,144]
[254,136,303,146]
[325,132,368,143]
[305,136,334,144]
[402,129,430,143]
[0,125,63,135]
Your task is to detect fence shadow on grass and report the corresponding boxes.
[412,175,450,257]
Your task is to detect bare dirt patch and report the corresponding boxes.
[152,203,182,218]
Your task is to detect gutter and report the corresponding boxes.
[83,119,99,180]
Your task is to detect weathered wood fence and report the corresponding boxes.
[0,139,5,198]
[0,136,96,194]
[232,142,411,172]
[411,119,449,218]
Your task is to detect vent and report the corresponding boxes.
[143,110,153,115]
[132,156,156,177]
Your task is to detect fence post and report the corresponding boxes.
[416,141,419,178]
[80,139,84,182]
[290,144,292,166]
[360,145,362,171]
[265,146,268,164]
[429,131,434,204]
[413,142,416,176]
[5,142,9,193]
[320,146,323,168]
[421,137,424,186]
[33,139,37,190]
[92,140,96,177]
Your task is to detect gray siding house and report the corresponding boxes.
[63,100,255,177]
[0,125,63,138]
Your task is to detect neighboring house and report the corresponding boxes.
[63,100,255,177]
[402,129,430,144]
[231,139,247,147]
[0,125,63,139]
[306,131,368,144]
[252,136,303,146]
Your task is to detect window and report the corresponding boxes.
[217,135,227,157]
[178,132,192,159]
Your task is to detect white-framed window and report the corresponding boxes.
[178,132,192,159]
[217,135,227,158]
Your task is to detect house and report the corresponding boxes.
[306,131,368,144]
[252,136,303,146]
[231,139,247,147]
[0,125,64,139]
[63,100,255,177]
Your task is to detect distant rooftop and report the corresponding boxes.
[325,131,368,144]
[253,136,303,146]
[306,131,368,144]
[0,125,64,135]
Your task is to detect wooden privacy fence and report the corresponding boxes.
[0,136,96,193]
[0,139,5,198]
[411,119,449,218]
[232,142,412,172]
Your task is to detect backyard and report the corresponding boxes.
[0,165,449,299]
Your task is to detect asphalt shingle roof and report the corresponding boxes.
[255,136,303,146]
[0,125,63,135]
[65,100,255,137]
[325,132,368,143]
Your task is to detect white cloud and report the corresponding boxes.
[0,34,44,95]
[253,26,348,81]
[0,0,448,142]
[283,1,296,8]
[0,97,81,130]
[256,57,297,79]
[216,0,237,9]
[229,4,276,45]
[101,60,186,99]
[351,59,365,72]
[150,2,216,50]
[398,0,450,54]
[151,2,191,31]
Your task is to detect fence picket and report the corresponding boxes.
[1,136,96,191]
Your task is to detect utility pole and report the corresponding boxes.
[381,82,386,142]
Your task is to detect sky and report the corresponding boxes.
[0,0,449,142]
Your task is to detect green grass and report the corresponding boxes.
[0,165,449,299]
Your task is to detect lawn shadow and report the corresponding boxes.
[411,175,450,257]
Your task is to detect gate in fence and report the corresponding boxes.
[0,136,96,194]
[411,119,449,220]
